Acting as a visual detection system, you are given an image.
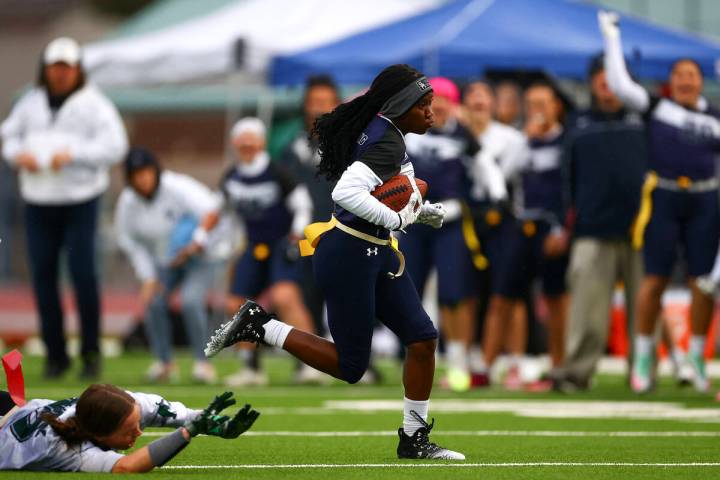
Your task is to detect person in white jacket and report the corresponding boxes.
[0,383,258,473]
[0,37,128,379]
[114,148,221,384]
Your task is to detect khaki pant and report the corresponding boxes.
[563,238,642,383]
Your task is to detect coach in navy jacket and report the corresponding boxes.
[559,55,647,390]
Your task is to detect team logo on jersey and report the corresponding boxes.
[358,133,369,145]
[366,247,378,256]
[156,400,177,419]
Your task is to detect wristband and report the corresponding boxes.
[147,428,190,467]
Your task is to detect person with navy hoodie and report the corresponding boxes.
[558,56,647,391]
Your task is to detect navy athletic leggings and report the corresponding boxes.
[25,197,100,365]
[313,228,437,384]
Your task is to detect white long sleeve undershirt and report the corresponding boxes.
[331,161,401,230]
[603,30,650,112]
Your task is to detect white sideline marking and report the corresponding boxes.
[141,430,720,437]
[323,400,720,422]
[163,462,720,469]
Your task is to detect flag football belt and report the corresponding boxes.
[299,216,405,279]
[655,174,719,192]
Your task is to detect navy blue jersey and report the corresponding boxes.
[405,118,477,203]
[220,159,296,244]
[644,97,720,180]
[564,108,647,239]
[519,128,565,222]
[335,115,406,233]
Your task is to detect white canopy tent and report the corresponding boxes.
[83,0,443,87]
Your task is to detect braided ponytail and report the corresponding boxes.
[312,64,425,181]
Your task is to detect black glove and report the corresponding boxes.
[207,404,261,438]
[184,392,236,437]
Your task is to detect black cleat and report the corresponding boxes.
[204,301,272,357]
[397,411,465,460]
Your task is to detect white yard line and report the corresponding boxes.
[141,430,720,437]
[163,462,720,469]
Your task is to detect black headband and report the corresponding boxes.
[380,76,433,119]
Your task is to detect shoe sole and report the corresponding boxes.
[204,301,258,357]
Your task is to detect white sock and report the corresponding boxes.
[469,345,488,373]
[689,335,706,358]
[263,319,293,348]
[445,341,468,372]
[403,397,429,436]
[635,334,654,358]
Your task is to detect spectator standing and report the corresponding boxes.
[0,37,128,378]
[220,118,320,387]
[484,83,570,387]
[600,12,720,393]
[114,148,220,384]
[558,56,647,391]
[403,77,483,391]
[461,80,528,386]
[279,75,341,336]
[279,75,341,223]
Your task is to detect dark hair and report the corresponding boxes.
[312,64,424,181]
[525,80,559,99]
[670,58,703,77]
[42,384,136,446]
[124,147,162,199]
[587,53,605,80]
[461,79,495,102]
[303,74,339,104]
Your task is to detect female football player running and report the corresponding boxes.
[0,383,258,473]
[206,64,463,460]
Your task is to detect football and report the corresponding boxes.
[371,175,428,212]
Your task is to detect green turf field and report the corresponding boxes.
[3,351,720,479]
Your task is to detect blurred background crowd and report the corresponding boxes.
[1,0,720,395]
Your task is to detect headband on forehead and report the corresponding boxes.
[380,76,433,119]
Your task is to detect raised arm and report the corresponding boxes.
[599,11,650,112]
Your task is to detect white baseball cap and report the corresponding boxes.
[230,117,266,140]
[44,37,81,66]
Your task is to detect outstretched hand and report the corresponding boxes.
[184,392,236,437]
[598,10,620,38]
[207,404,261,439]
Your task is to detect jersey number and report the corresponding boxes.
[10,398,77,443]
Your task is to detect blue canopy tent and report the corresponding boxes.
[270,0,720,86]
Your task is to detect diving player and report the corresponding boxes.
[0,384,258,473]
